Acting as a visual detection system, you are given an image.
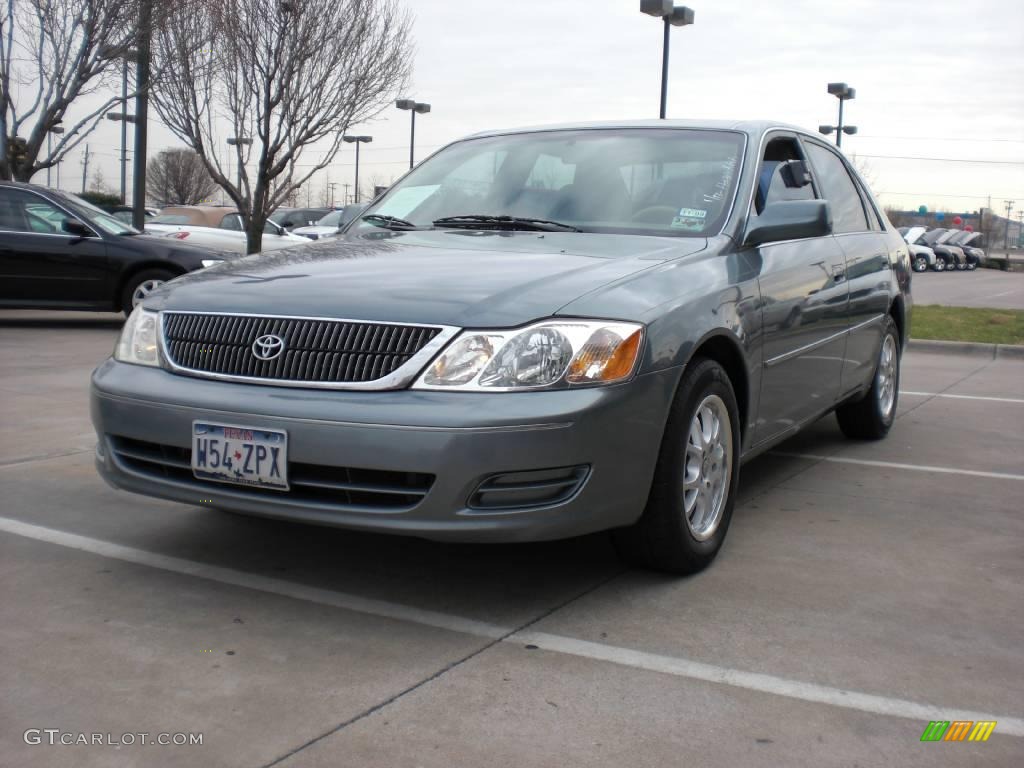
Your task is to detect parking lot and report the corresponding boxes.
[1,310,1022,767]
[912,268,1024,310]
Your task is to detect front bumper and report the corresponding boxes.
[90,360,679,542]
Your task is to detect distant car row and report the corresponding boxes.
[140,204,366,253]
[899,226,984,272]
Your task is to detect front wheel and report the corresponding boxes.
[835,315,900,440]
[932,257,946,272]
[121,268,175,316]
[612,358,741,574]
[966,261,978,271]
[912,255,929,273]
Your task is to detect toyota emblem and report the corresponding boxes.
[252,334,286,361]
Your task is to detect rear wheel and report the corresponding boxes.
[835,315,900,440]
[612,358,741,574]
[121,268,175,316]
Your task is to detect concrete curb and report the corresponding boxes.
[907,338,1024,360]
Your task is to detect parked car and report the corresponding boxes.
[92,120,910,574]
[899,226,938,272]
[145,206,310,253]
[106,205,159,225]
[945,230,982,269]
[269,207,332,231]
[919,228,967,271]
[0,181,233,315]
[291,204,367,240]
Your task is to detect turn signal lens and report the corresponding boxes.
[566,328,643,384]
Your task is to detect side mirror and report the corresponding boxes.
[780,159,812,188]
[744,200,832,247]
[62,218,95,238]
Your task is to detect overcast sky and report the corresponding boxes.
[38,0,1024,216]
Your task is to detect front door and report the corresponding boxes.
[751,135,850,444]
[0,188,109,306]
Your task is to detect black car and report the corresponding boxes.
[269,207,333,230]
[0,182,233,316]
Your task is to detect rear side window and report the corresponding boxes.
[805,143,869,234]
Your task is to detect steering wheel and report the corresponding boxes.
[630,205,679,224]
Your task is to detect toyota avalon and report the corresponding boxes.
[91,120,911,573]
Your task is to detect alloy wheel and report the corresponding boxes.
[877,334,898,419]
[682,395,733,541]
[131,279,165,307]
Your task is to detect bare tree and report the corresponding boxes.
[147,147,216,206]
[0,0,151,181]
[150,0,412,254]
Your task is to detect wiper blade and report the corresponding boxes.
[433,214,580,233]
[361,214,421,231]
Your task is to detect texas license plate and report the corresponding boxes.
[192,422,288,490]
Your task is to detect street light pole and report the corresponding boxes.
[395,100,431,169]
[227,137,253,193]
[132,0,152,230]
[822,82,857,148]
[342,135,372,202]
[46,124,64,188]
[641,2,695,119]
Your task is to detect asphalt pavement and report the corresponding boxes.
[1,310,1022,768]
[912,268,1024,310]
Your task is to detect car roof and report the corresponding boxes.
[158,206,236,227]
[461,119,812,141]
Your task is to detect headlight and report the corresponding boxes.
[200,258,224,268]
[414,319,643,391]
[114,306,161,367]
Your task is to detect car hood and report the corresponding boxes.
[145,230,708,327]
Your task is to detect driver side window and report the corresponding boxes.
[754,137,816,215]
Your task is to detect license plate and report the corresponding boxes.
[192,422,288,490]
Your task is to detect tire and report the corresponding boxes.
[835,315,900,440]
[955,261,967,271]
[120,268,175,316]
[612,358,741,574]
[912,255,929,273]
[932,257,946,272]
[966,260,978,271]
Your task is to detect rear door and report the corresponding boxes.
[752,133,850,445]
[0,187,110,307]
[802,140,891,398]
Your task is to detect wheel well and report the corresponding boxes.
[889,297,906,349]
[114,263,186,311]
[690,334,749,439]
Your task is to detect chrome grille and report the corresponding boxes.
[161,312,443,385]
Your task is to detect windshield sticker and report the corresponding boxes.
[703,156,737,204]
[678,207,707,219]
[671,215,705,231]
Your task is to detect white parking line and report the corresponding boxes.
[770,453,1024,482]
[901,390,1024,405]
[2,515,1022,737]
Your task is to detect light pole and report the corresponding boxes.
[342,135,372,203]
[227,137,253,193]
[395,99,431,169]
[98,45,138,204]
[819,83,857,147]
[640,1,695,119]
[46,124,64,188]
[106,112,136,202]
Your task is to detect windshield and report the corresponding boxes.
[56,192,139,235]
[353,128,745,237]
[315,209,344,227]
